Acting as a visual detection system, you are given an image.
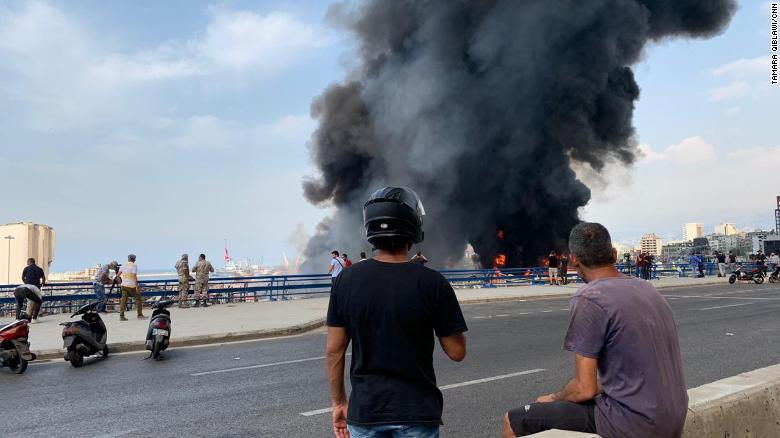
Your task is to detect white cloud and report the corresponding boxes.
[724,106,741,116]
[199,10,329,75]
[707,81,750,101]
[712,56,768,76]
[638,136,716,164]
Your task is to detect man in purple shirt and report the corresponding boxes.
[503,222,688,438]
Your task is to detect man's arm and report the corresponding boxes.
[40,269,46,288]
[439,333,466,362]
[538,354,600,403]
[326,326,350,438]
[327,262,334,274]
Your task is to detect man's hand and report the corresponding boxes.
[332,402,349,438]
[535,394,556,403]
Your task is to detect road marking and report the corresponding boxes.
[698,302,757,311]
[191,354,351,376]
[666,295,780,301]
[299,368,546,417]
[439,368,545,390]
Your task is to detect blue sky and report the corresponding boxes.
[0,0,777,270]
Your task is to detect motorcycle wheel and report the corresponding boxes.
[728,275,736,284]
[103,345,109,358]
[152,342,161,360]
[769,276,777,284]
[9,358,28,374]
[69,351,84,368]
[755,276,764,284]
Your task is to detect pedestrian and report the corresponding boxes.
[559,254,569,285]
[769,252,780,272]
[327,250,344,284]
[502,222,687,437]
[410,251,429,265]
[696,253,705,277]
[687,253,699,278]
[93,261,118,313]
[116,254,146,321]
[636,252,646,278]
[326,186,467,438]
[716,251,727,277]
[192,253,214,307]
[755,250,767,274]
[22,257,46,290]
[341,253,353,268]
[547,251,559,285]
[13,284,42,322]
[728,251,737,273]
[175,254,191,308]
[359,252,367,262]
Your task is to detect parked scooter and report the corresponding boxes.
[0,315,36,374]
[728,265,765,284]
[145,299,174,359]
[61,302,108,367]
[769,265,780,284]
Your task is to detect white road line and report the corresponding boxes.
[301,407,335,417]
[665,295,780,301]
[698,302,757,311]
[191,354,351,376]
[299,368,546,417]
[438,368,545,390]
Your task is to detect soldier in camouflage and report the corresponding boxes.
[192,253,214,308]
[175,254,191,308]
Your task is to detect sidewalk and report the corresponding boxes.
[16,275,729,359]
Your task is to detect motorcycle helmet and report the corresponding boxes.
[363,186,425,245]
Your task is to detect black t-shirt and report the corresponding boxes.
[326,259,468,426]
[22,265,45,288]
[548,256,559,267]
[729,254,736,263]
[717,254,726,263]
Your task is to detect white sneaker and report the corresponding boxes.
[31,319,39,324]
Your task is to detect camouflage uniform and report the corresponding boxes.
[192,258,214,305]
[175,256,190,307]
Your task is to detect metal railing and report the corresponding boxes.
[0,262,760,316]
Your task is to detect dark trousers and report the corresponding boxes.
[508,401,597,436]
[14,287,43,320]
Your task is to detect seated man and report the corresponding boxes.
[503,222,687,438]
[14,284,43,321]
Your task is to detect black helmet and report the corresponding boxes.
[363,186,425,244]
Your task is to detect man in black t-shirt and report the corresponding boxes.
[22,258,46,289]
[326,187,468,438]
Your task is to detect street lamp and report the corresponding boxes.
[4,235,13,285]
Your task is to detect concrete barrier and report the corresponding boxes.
[525,363,780,437]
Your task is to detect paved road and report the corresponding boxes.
[2,282,779,437]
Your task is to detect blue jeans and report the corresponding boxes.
[93,282,107,312]
[347,424,439,438]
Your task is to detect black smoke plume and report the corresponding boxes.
[301,0,736,272]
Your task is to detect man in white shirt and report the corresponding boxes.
[117,254,146,321]
[328,250,345,284]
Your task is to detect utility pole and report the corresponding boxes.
[4,235,14,285]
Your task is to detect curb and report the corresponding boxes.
[29,278,737,360]
[32,317,326,361]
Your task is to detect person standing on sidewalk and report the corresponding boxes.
[503,222,687,437]
[93,261,118,313]
[327,250,344,284]
[175,254,191,308]
[192,253,214,307]
[559,254,569,285]
[326,187,468,438]
[341,253,353,268]
[117,254,146,321]
[716,251,727,277]
[547,251,559,285]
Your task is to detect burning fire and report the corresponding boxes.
[494,253,507,268]
[497,229,505,240]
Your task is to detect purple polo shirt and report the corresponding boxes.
[563,276,688,438]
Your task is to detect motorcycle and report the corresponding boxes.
[728,265,765,285]
[769,265,780,284]
[61,302,108,367]
[145,299,174,359]
[0,315,36,374]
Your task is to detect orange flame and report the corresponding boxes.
[494,253,507,268]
